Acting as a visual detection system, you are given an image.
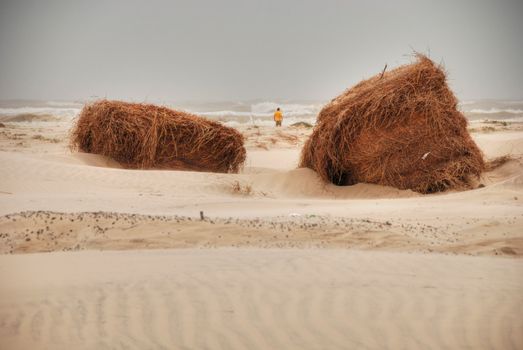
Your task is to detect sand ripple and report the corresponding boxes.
[1,249,522,349]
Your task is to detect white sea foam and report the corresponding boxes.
[0,106,81,119]
[459,100,477,105]
[198,110,267,118]
[250,101,321,117]
[45,101,83,107]
[469,108,523,114]
[187,101,321,126]
[9,99,521,126]
[223,116,317,127]
[194,102,322,119]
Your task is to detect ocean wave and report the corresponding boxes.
[0,106,80,118]
[193,102,322,120]
[0,101,322,125]
[250,101,322,116]
[469,108,523,114]
[45,101,83,107]
[198,110,268,118]
[223,116,317,127]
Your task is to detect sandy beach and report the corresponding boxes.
[1,249,522,350]
[2,0,523,347]
[1,118,523,349]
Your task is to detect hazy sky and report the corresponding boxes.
[0,0,522,102]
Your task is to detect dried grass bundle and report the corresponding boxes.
[300,55,485,193]
[70,100,246,173]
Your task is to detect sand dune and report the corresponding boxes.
[1,249,522,350]
[1,121,523,349]
[0,127,522,258]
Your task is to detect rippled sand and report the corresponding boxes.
[1,249,522,350]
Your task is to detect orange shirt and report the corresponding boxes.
[273,110,283,121]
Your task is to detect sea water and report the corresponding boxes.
[1,99,522,126]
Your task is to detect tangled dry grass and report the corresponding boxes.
[70,100,246,173]
[485,155,513,171]
[300,54,485,193]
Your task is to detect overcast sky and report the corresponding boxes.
[0,0,522,102]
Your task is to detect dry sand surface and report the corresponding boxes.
[1,249,522,350]
[1,119,523,349]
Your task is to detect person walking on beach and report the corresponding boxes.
[274,107,283,127]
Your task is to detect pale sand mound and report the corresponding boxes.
[71,152,123,168]
[1,130,522,257]
[474,131,523,158]
[1,249,522,350]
